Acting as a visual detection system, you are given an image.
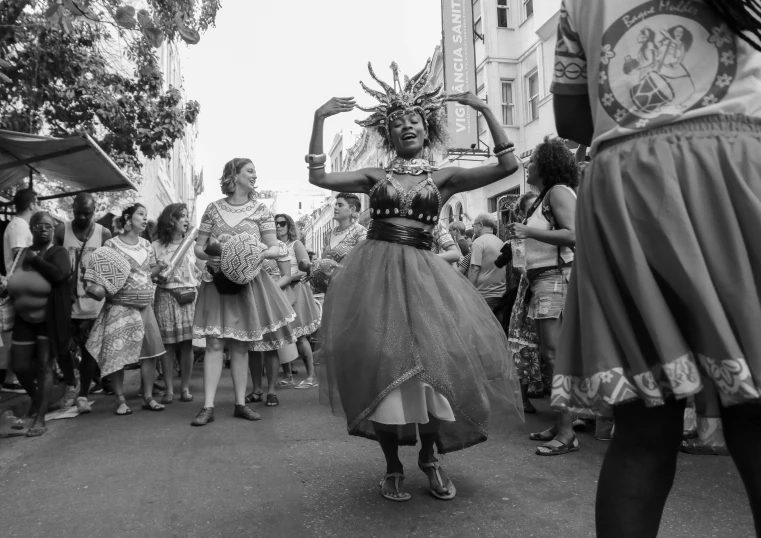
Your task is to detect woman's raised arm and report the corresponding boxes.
[308,97,381,193]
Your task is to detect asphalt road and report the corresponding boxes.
[0,365,755,538]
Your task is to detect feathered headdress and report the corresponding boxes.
[356,59,445,136]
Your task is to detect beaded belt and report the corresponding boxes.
[367,220,433,251]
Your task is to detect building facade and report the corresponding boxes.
[440,0,569,227]
[137,41,203,222]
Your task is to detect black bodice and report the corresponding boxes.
[368,172,442,225]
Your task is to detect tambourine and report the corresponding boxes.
[308,258,340,294]
[84,246,131,297]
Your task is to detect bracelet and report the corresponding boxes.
[307,164,326,170]
[493,142,514,154]
[495,146,515,156]
[305,153,327,165]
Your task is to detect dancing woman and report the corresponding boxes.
[552,0,761,535]
[85,204,166,415]
[309,60,523,502]
[192,158,299,424]
[152,203,200,404]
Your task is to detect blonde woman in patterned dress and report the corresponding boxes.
[85,204,167,416]
[152,203,200,405]
[191,158,300,425]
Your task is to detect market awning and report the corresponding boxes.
[0,130,137,201]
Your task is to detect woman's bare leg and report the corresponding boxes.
[202,337,225,408]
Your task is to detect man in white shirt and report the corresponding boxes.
[1,188,37,393]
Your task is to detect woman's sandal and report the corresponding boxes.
[245,391,263,403]
[180,390,194,402]
[161,392,175,405]
[379,473,411,502]
[418,460,456,500]
[115,401,132,416]
[294,379,318,389]
[529,426,558,442]
[536,433,580,456]
[265,393,279,407]
[142,398,165,412]
[26,426,46,437]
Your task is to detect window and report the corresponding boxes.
[488,187,520,213]
[500,80,514,125]
[474,16,482,38]
[497,0,509,28]
[447,205,454,223]
[476,69,485,95]
[526,71,539,123]
[524,0,533,20]
[457,204,464,222]
[472,0,481,19]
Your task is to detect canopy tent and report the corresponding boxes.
[0,130,137,201]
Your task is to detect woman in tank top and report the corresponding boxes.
[506,136,578,456]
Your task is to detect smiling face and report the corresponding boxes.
[526,150,543,188]
[31,214,55,245]
[388,110,427,159]
[234,162,257,195]
[173,208,189,235]
[333,198,354,222]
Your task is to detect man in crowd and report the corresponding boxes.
[1,188,37,393]
[464,228,474,251]
[54,193,112,412]
[467,213,506,321]
[448,220,470,256]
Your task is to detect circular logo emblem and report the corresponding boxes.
[598,1,737,129]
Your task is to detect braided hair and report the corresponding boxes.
[704,0,761,52]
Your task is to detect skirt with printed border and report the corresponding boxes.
[284,281,321,338]
[553,114,761,418]
[193,269,298,351]
[319,236,524,454]
[153,287,195,344]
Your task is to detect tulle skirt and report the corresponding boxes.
[553,114,761,418]
[319,229,523,454]
[193,270,299,351]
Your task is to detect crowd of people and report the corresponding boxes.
[1,0,760,536]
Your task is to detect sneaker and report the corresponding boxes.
[75,396,92,414]
[1,382,25,394]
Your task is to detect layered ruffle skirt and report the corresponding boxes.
[193,270,299,351]
[553,115,761,418]
[319,221,523,454]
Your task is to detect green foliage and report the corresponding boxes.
[0,1,219,170]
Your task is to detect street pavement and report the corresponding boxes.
[0,364,755,538]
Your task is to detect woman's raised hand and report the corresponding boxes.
[316,97,356,119]
[445,91,487,112]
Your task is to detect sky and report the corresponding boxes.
[182,0,444,217]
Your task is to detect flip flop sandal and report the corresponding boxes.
[379,473,411,502]
[115,403,132,416]
[276,377,295,388]
[245,391,264,403]
[680,439,730,456]
[418,461,456,500]
[161,393,175,405]
[529,426,558,442]
[536,435,580,456]
[265,393,279,407]
[294,380,318,389]
[26,426,46,437]
[142,399,165,412]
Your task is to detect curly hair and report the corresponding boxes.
[274,213,299,243]
[156,203,188,246]
[219,158,255,199]
[533,136,579,189]
[375,109,448,157]
[115,203,146,233]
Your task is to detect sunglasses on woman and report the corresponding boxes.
[275,221,288,227]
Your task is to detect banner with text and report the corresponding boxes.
[441,0,478,150]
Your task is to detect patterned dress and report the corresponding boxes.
[85,236,166,377]
[193,199,299,351]
[152,241,201,344]
[309,222,367,294]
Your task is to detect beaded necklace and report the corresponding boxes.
[389,157,438,176]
